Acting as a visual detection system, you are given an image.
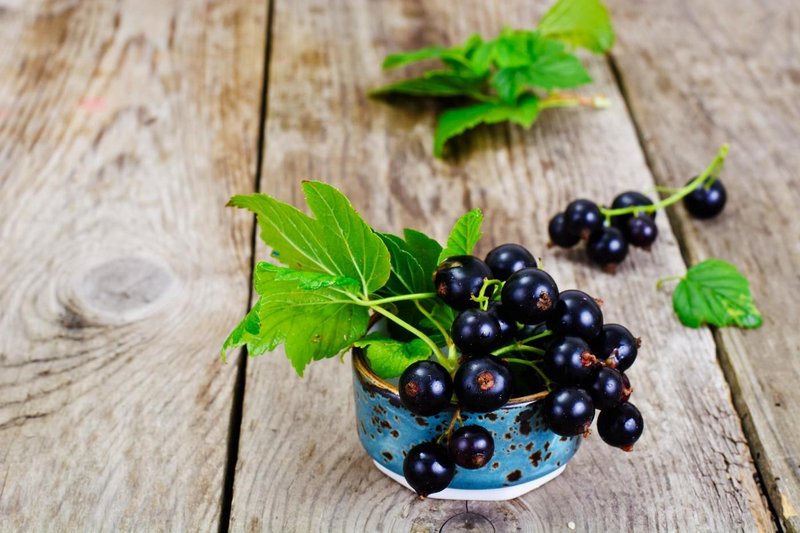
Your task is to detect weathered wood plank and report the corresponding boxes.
[608,1,800,530]
[0,0,266,529]
[229,0,773,530]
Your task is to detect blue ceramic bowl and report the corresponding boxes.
[352,348,581,500]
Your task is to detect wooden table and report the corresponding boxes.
[1,0,797,531]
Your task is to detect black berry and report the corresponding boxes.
[564,199,604,238]
[597,402,644,450]
[433,256,493,311]
[454,356,512,412]
[403,442,455,496]
[543,336,599,386]
[448,425,495,469]
[586,227,629,270]
[452,309,502,356]
[547,290,604,341]
[501,267,560,325]
[548,212,580,248]
[610,191,656,230]
[588,367,626,410]
[485,243,536,281]
[399,361,454,416]
[544,387,595,437]
[625,215,658,248]
[683,177,726,219]
[594,323,640,372]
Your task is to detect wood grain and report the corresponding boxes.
[0,0,265,529]
[609,1,800,530]
[229,0,773,530]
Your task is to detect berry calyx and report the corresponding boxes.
[586,226,629,271]
[403,442,455,496]
[448,425,495,469]
[544,387,595,437]
[548,212,580,248]
[399,361,454,416]
[683,177,726,219]
[501,267,560,325]
[597,402,644,450]
[547,290,604,341]
[625,215,658,249]
[433,256,493,311]
[454,356,512,412]
[543,336,599,386]
[452,309,502,356]
[588,366,626,410]
[485,243,536,281]
[594,323,640,372]
[564,199,604,238]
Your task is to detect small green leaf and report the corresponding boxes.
[433,94,540,156]
[353,333,432,378]
[382,46,454,69]
[538,0,615,53]
[377,229,443,297]
[221,299,265,362]
[438,209,484,263]
[258,263,359,290]
[370,70,487,99]
[671,259,762,329]
[403,229,443,277]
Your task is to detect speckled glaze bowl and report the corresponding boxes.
[352,348,581,501]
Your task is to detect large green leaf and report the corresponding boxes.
[672,259,762,329]
[228,181,391,296]
[438,209,484,263]
[538,0,615,53]
[353,333,432,378]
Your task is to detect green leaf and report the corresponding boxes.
[221,299,266,361]
[433,94,540,156]
[438,209,484,263]
[403,228,443,276]
[671,259,763,329]
[420,302,457,333]
[382,46,454,69]
[370,70,487,98]
[538,0,615,53]
[249,263,369,375]
[228,180,391,296]
[353,333,432,378]
[257,262,359,290]
[378,229,443,297]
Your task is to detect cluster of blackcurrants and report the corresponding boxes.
[548,178,727,271]
[396,243,644,497]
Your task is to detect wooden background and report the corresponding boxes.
[0,0,797,531]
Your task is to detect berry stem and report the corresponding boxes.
[539,92,611,110]
[414,300,454,349]
[437,407,462,444]
[655,274,684,290]
[492,343,545,357]
[504,357,553,388]
[518,329,553,345]
[356,292,437,306]
[471,278,503,311]
[599,144,729,219]
[370,305,451,370]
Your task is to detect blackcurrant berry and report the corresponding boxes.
[501,268,560,325]
[454,356,512,412]
[547,290,604,341]
[597,402,644,450]
[626,215,658,248]
[544,387,595,437]
[543,336,599,386]
[487,302,516,346]
[485,243,536,281]
[433,256,493,311]
[683,177,726,219]
[399,361,454,416]
[448,425,495,469]
[548,212,580,248]
[620,372,633,402]
[403,442,455,496]
[564,199,604,238]
[588,367,626,410]
[594,323,640,372]
[586,227,629,270]
[452,309,502,356]
[610,191,656,230]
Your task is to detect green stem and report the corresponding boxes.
[518,329,553,345]
[355,292,437,306]
[371,305,450,369]
[539,92,611,110]
[492,343,545,357]
[504,358,553,388]
[414,300,453,348]
[655,274,684,290]
[471,279,503,310]
[600,144,729,219]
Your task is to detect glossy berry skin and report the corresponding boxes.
[501,268,560,325]
[548,213,580,248]
[544,387,595,437]
[586,227,629,269]
[683,177,727,219]
[452,309,502,356]
[485,244,536,281]
[611,191,656,230]
[434,256,494,311]
[547,290,604,341]
[594,323,639,372]
[564,199,604,238]
[543,336,599,386]
[399,361,454,416]
[597,402,644,450]
[487,302,517,346]
[626,215,658,248]
[588,367,626,410]
[448,425,495,469]
[454,356,512,412]
[403,442,456,496]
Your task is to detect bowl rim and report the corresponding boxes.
[352,346,549,407]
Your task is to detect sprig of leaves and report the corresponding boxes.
[660,259,762,329]
[371,0,614,157]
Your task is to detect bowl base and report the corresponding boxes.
[372,460,567,501]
